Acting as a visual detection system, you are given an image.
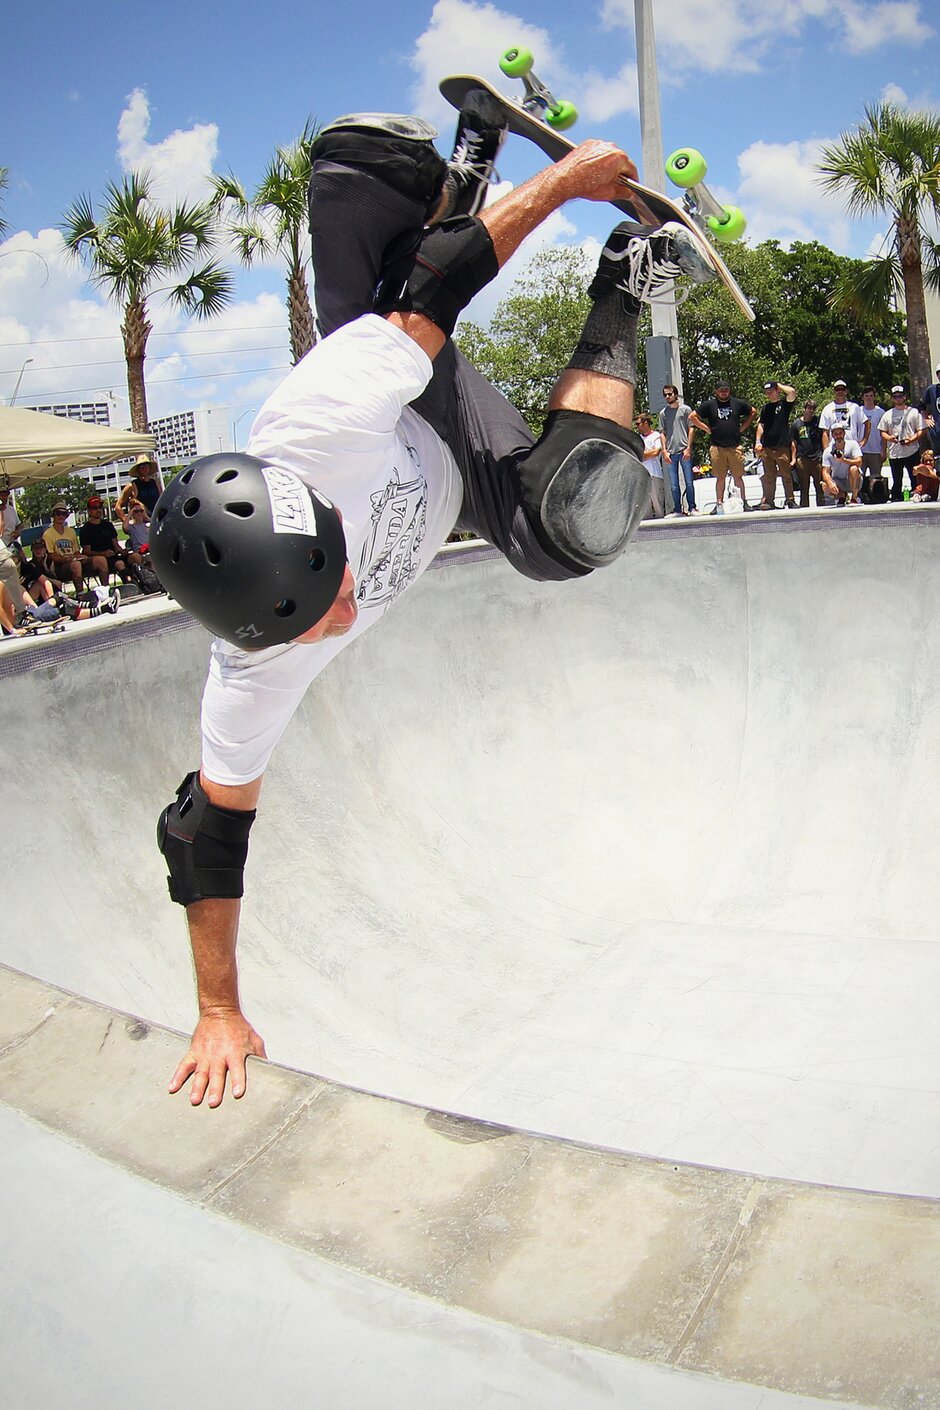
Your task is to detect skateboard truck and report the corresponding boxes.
[499,46,578,130]
[665,148,746,243]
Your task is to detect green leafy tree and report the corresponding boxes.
[16,475,93,526]
[817,102,940,395]
[211,121,318,365]
[61,172,233,432]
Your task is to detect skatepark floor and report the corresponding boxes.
[2,506,938,1409]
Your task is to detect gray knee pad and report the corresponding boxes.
[541,438,650,569]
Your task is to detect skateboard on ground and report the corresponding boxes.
[22,614,66,636]
[440,51,755,322]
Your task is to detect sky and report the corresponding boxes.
[2,0,939,440]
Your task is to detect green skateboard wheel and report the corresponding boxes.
[666,147,707,188]
[546,99,578,130]
[500,46,534,78]
[708,205,746,242]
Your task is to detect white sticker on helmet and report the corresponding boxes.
[261,465,318,536]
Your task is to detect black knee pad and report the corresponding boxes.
[157,772,256,907]
[375,216,498,336]
[519,410,649,570]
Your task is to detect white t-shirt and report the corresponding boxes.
[878,404,924,459]
[823,440,862,478]
[200,315,464,786]
[1,501,21,546]
[859,404,884,452]
[641,431,664,479]
[819,399,867,445]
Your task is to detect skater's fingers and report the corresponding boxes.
[168,1052,198,1095]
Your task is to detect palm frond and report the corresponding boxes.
[829,253,902,319]
[167,259,234,319]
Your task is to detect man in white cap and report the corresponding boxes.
[818,380,867,452]
[821,423,863,505]
[920,363,940,456]
[880,386,924,501]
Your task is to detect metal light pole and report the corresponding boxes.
[232,408,258,452]
[634,0,682,506]
[9,356,33,405]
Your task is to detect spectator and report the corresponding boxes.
[637,413,666,518]
[659,384,696,516]
[755,379,798,509]
[78,494,133,586]
[859,387,886,491]
[0,486,23,548]
[689,379,757,513]
[920,363,940,456]
[42,503,84,591]
[821,424,863,505]
[790,399,825,507]
[116,453,162,528]
[880,386,925,501]
[819,379,867,451]
[54,585,120,620]
[0,580,24,636]
[20,537,59,609]
[912,448,939,502]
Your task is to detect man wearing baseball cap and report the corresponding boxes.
[818,380,867,452]
[754,379,798,509]
[42,502,83,591]
[78,494,134,586]
[919,363,940,456]
[689,377,757,512]
[821,423,863,505]
[880,386,925,501]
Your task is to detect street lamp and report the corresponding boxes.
[9,357,33,405]
[232,407,258,452]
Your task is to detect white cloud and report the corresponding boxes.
[117,88,219,205]
[599,0,933,74]
[732,139,852,249]
[881,82,909,105]
[409,0,638,138]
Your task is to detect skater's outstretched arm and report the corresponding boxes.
[384,140,638,362]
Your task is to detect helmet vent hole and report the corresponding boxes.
[204,538,222,566]
[225,501,255,518]
[180,469,195,484]
[155,507,167,523]
[309,548,327,572]
[216,469,238,484]
[182,497,200,517]
[274,599,296,619]
[171,543,181,565]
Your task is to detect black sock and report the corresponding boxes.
[565,287,639,385]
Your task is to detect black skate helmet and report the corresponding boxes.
[150,453,347,649]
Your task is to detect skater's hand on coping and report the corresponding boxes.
[550,141,638,204]
[169,1010,267,1107]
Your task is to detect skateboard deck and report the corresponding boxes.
[440,74,755,322]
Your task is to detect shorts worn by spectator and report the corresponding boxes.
[153,100,716,1109]
[755,380,798,509]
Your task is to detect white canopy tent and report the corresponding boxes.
[0,405,155,489]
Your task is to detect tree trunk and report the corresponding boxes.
[897,215,931,398]
[122,298,152,433]
[287,268,316,365]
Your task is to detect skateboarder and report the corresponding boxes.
[153,97,716,1107]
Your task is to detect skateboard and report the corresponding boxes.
[440,54,755,322]
[21,614,67,636]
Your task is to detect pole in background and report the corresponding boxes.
[9,357,33,405]
[634,0,683,511]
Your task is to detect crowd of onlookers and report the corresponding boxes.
[640,371,940,517]
[0,453,164,639]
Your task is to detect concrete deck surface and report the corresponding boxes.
[1,508,938,1407]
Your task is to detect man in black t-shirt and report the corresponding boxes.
[754,380,797,509]
[689,379,756,512]
[789,400,825,507]
[79,496,132,585]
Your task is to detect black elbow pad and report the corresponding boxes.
[157,771,256,907]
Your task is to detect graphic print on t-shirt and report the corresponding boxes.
[356,442,428,609]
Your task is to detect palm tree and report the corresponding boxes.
[817,103,940,395]
[61,172,233,431]
[211,120,318,365]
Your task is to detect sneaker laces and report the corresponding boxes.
[615,237,693,307]
[449,128,501,188]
